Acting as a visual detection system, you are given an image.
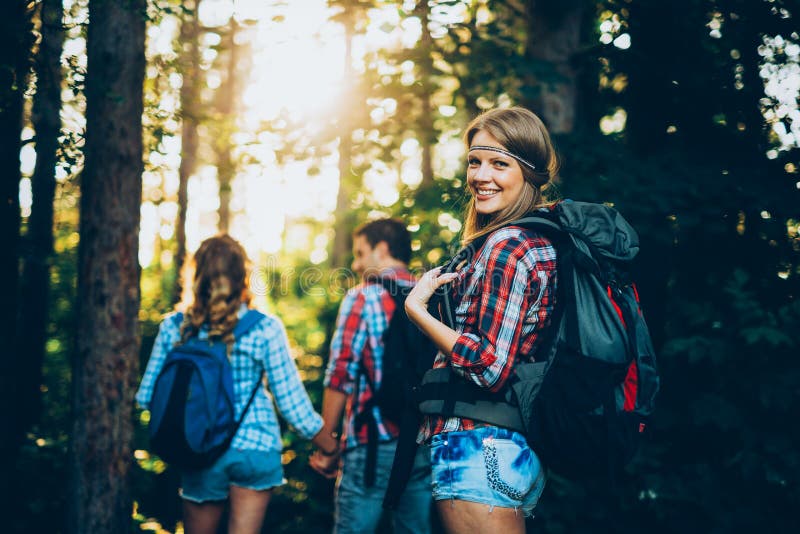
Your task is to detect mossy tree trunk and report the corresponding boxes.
[69,0,145,531]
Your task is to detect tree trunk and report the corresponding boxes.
[330,15,356,268]
[523,0,584,134]
[175,0,202,302]
[69,0,145,532]
[215,18,239,234]
[18,0,64,453]
[0,0,34,514]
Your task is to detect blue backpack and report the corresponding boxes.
[148,309,265,469]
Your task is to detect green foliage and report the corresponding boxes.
[15,183,80,532]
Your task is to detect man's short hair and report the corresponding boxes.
[354,218,412,264]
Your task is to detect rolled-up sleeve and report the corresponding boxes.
[263,317,324,440]
[450,236,545,392]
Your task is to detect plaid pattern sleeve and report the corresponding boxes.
[324,289,368,394]
[260,316,324,440]
[135,313,181,409]
[449,229,557,392]
[231,312,324,451]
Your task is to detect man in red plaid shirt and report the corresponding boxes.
[310,218,432,534]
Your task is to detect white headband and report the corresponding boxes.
[468,145,537,171]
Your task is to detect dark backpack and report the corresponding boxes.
[417,200,660,479]
[355,277,438,487]
[148,309,266,470]
[359,278,437,423]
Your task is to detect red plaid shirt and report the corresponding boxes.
[324,267,416,450]
[418,226,557,442]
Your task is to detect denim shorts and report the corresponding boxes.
[429,426,546,517]
[180,448,285,503]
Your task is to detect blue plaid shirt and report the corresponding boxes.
[136,307,323,453]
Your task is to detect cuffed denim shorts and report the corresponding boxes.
[429,426,546,517]
[180,447,285,503]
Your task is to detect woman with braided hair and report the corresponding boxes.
[405,107,559,533]
[137,234,338,534]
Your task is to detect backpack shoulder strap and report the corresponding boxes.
[233,309,266,339]
[230,309,268,430]
[166,312,191,347]
[508,214,563,234]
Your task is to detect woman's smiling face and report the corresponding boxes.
[467,130,526,216]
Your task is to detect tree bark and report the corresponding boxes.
[175,0,202,302]
[523,0,584,134]
[18,0,64,452]
[0,0,34,514]
[69,0,145,532]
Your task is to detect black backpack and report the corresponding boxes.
[354,277,438,487]
[416,201,660,480]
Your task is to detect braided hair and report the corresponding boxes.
[179,234,251,350]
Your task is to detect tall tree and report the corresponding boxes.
[0,0,34,515]
[213,17,241,233]
[377,0,450,191]
[69,0,145,531]
[18,0,65,461]
[175,0,202,301]
[330,8,357,268]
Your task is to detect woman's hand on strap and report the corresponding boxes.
[406,267,459,316]
[406,267,460,354]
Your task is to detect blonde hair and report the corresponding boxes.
[178,234,251,349]
[461,107,559,245]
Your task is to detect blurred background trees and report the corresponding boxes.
[9,0,800,532]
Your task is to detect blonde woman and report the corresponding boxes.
[406,107,559,533]
[137,235,338,534]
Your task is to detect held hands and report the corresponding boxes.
[309,447,340,479]
[405,266,459,317]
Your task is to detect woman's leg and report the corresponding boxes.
[227,485,273,534]
[436,499,525,534]
[182,499,225,534]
